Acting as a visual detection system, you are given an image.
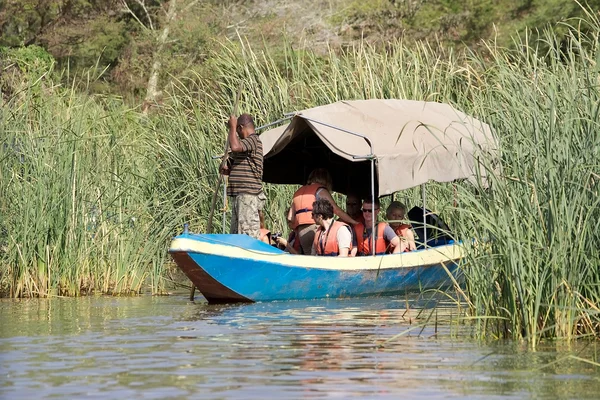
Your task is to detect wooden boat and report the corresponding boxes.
[169,233,464,303]
[169,99,497,303]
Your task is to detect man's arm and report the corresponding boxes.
[318,189,358,225]
[337,226,352,257]
[383,225,403,253]
[228,115,243,152]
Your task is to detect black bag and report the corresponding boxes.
[407,206,453,248]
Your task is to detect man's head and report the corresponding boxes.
[345,193,362,217]
[312,199,334,226]
[362,198,381,225]
[386,201,407,229]
[236,113,255,138]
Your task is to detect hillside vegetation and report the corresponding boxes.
[1,0,599,101]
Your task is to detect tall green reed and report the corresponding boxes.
[2,7,598,345]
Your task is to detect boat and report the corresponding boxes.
[169,99,497,303]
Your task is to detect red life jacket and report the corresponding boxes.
[353,222,388,255]
[388,224,412,253]
[288,230,301,252]
[394,224,412,238]
[313,221,352,256]
[291,183,325,228]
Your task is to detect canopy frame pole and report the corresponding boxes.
[421,183,427,248]
[255,115,294,132]
[370,158,376,256]
[297,116,377,256]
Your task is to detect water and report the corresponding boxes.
[1,294,598,399]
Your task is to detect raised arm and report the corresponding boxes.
[228,115,243,152]
[319,190,358,225]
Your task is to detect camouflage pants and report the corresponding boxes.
[230,194,261,239]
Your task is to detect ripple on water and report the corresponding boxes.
[0,295,598,399]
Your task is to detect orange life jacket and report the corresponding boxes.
[353,222,388,255]
[389,224,412,253]
[394,224,411,238]
[291,183,325,228]
[313,221,352,256]
[288,230,301,252]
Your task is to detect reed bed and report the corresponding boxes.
[2,10,599,344]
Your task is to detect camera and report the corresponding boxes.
[271,232,282,240]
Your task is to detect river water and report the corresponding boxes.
[1,293,598,399]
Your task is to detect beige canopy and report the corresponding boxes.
[260,99,497,198]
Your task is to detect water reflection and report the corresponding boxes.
[0,295,598,399]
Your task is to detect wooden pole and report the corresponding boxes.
[191,83,243,302]
[206,82,243,234]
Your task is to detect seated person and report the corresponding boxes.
[310,199,353,257]
[345,193,365,226]
[386,201,416,252]
[274,208,300,254]
[259,210,272,245]
[289,168,358,255]
[352,198,402,255]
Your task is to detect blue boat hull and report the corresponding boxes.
[169,233,463,303]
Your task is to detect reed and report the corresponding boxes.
[1,8,598,345]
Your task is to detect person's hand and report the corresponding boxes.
[275,237,288,247]
[228,115,237,130]
[219,164,230,175]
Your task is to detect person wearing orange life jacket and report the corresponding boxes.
[258,208,273,245]
[288,168,358,255]
[345,193,365,226]
[352,198,402,256]
[274,208,301,254]
[386,201,416,252]
[310,199,353,257]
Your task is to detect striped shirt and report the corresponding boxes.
[227,134,263,196]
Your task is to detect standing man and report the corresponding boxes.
[220,113,263,239]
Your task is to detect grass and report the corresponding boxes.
[1,9,599,345]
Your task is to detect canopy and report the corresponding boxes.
[260,99,497,198]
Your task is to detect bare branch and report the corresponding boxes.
[134,0,155,31]
[122,0,150,31]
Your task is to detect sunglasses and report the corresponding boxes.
[362,208,379,213]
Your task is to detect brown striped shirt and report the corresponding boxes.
[227,134,263,196]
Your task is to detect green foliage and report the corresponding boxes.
[74,17,129,68]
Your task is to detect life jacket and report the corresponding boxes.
[394,224,412,239]
[389,224,412,253]
[313,221,352,256]
[353,222,388,256]
[259,228,271,243]
[291,183,325,228]
[288,230,301,252]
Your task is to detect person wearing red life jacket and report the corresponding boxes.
[310,199,353,257]
[288,168,358,255]
[345,193,365,227]
[258,209,273,245]
[386,201,416,252]
[274,208,301,254]
[352,198,402,256]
